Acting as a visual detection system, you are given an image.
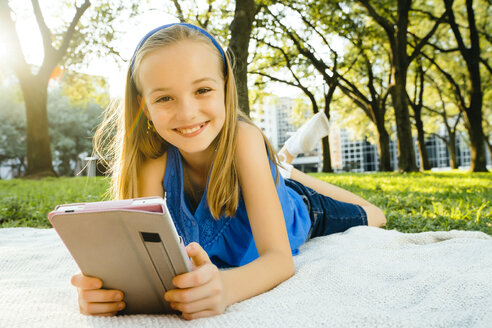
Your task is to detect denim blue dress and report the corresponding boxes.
[163,145,311,268]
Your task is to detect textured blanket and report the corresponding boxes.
[1,226,491,328]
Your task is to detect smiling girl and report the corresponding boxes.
[70,23,386,320]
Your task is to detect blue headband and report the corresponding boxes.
[130,23,227,84]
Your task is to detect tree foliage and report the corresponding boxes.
[0,0,136,177]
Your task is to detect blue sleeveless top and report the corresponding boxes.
[163,145,311,268]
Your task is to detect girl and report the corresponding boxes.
[70,23,386,320]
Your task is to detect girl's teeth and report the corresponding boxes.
[178,124,202,134]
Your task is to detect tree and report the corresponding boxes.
[255,2,348,172]
[407,58,432,170]
[424,73,463,169]
[0,0,134,177]
[0,84,26,177]
[48,88,104,176]
[356,0,447,172]
[410,0,490,171]
[227,0,259,116]
[441,0,487,171]
[332,10,394,172]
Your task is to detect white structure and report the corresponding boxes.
[254,97,323,172]
[253,96,490,172]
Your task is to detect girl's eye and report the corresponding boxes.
[197,88,211,95]
[156,96,172,103]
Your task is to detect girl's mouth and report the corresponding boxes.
[174,121,209,137]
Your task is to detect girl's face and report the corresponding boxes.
[139,40,226,155]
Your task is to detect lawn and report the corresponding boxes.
[0,172,491,235]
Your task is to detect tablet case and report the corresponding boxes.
[48,196,192,314]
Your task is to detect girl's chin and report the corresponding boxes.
[165,139,216,154]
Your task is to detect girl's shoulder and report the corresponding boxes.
[237,120,263,148]
[137,152,167,198]
[236,120,269,163]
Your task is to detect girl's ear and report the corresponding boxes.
[137,94,151,120]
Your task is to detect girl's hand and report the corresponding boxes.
[70,273,125,316]
[164,242,227,320]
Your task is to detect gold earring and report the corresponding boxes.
[147,120,154,134]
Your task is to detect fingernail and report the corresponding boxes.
[118,302,125,310]
[115,293,122,301]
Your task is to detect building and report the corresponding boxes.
[254,96,491,172]
[253,97,323,172]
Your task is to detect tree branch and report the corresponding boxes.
[171,0,186,22]
[444,0,469,58]
[480,57,492,75]
[55,0,91,65]
[358,0,396,47]
[465,0,480,58]
[286,3,336,54]
[338,74,371,106]
[338,83,373,120]
[31,0,52,56]
[408,9,447,63]
[265,6,333,83]
[0,1,30,76]
[420,51,466,110]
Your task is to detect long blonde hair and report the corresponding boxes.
[93,24,278,219]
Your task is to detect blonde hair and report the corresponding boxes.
[93,24,278,219]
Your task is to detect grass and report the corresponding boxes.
[0,172,491,235]
[312,171,492,235]
[0,177,110,228]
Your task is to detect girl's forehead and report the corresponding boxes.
[138,40,223,91]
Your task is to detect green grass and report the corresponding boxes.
[0,177,110,228]
[312,171,492,235]
[1,172,491,235]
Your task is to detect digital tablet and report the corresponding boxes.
[48,196,192,314]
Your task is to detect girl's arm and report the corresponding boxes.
[166,122,295,319]
[222,122,295,303]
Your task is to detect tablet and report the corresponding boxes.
[48,196,192,314]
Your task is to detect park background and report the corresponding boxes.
[0,0,490,234]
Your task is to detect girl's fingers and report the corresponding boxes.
[79,301,126,315]
[181,309,221,321]
[170,294,221,315]
[172,263,218,289]
[71,273,102,289]
[166,273,221,303]
[186,242,211,267]
[92,312,119,317]
[78,288,124,303]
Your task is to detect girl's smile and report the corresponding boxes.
[174,121,209,137]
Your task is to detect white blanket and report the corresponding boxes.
[1,226,491,328]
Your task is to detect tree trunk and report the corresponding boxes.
[19,76,56,177]
[391,0,418,172]
[447,131,458,169]
[443,0,487,172]
[376,120,392,171]
[414,114,431,171]
[321,136,333,173]
[464,41,487,171]
[390,80,418,172]
[464,105,487,171]
[228,0,256,117]
[321,86,335,173]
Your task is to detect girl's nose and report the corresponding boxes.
[175,96,198,121]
